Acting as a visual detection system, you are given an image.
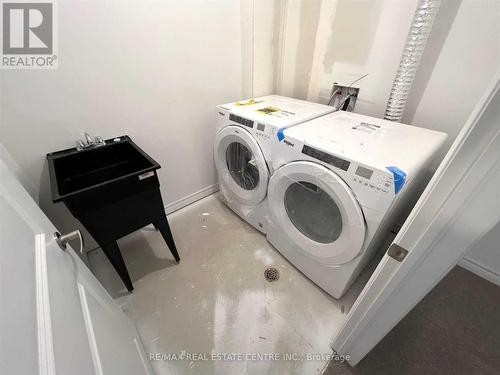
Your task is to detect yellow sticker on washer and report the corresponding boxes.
[235,99,262,106]
[256,106,280,114]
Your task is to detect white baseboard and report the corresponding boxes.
[459,257,500,287]
[164,184,219,215]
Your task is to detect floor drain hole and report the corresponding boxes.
[264,267,280,282]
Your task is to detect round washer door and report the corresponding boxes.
[214,125,269,206]
[268,161,366,265]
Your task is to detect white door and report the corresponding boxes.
[267,161,366,265]
[0,159,152,375]
[332,73,500,365]
[214,125,269,206]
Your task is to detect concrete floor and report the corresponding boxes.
[89,194,378,375]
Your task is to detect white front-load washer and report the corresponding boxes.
[214,95,334,233]
[265,111,447,298]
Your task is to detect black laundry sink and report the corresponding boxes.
[47,136,180,291]
[50,138,158,200]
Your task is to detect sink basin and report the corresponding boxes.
[47,136,159,201]
[46,135,179,292]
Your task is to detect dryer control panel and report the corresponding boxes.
[300,145,394,195]
[302,145,350,171]
[352,170,394,194]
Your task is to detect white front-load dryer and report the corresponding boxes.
[214,95,334,233]
[265,111,447,298]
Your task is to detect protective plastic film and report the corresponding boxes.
[267,161,366,266]
[284,181,343,244]
[225,142,259,191]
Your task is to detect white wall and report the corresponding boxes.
[0,0,266,251]
[240,0,277,97]
[405,0,500,168]
[460,222,500,287]
[402,0,500,282]
[274,0,417,117]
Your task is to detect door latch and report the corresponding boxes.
[54,230,84,254]
[387,243,408,262]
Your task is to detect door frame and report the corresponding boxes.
[332,71,500,366]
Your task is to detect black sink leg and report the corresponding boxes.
[156,216,180,263]
[101,241,134,292]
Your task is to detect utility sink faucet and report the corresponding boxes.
[76,132,105,151]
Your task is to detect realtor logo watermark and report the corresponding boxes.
[1,0,57,69]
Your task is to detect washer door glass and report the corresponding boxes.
[225,142,259,190]
[284,181,342,243]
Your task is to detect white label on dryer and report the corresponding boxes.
[353,122,381,134]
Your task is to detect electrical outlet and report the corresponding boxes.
[329,83,360,112]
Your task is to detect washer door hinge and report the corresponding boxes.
[387,243,408,262]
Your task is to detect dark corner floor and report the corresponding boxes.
[323,266,500,375]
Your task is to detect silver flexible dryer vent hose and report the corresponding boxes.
[384,0,441,122]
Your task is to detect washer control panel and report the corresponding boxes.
[254,123,272,140]
[229,114,254,128]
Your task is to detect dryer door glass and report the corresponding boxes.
[267,161,366,265]
[225,142,259,190]
[284,181,342,243]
